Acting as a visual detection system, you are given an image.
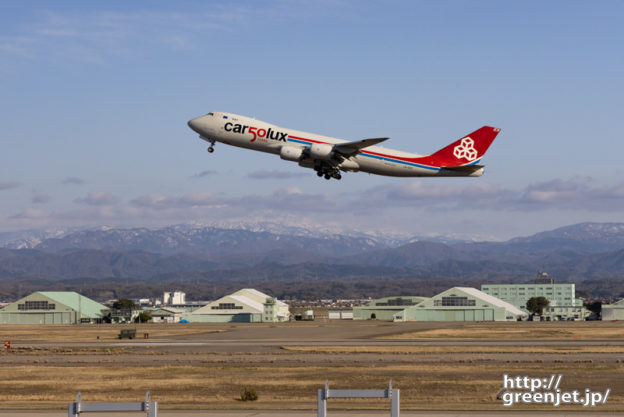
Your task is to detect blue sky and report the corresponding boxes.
[1,0,623,240]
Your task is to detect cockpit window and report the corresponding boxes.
[207,112,214,116]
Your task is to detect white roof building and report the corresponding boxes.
[396,287,528,322]
[184,288,289,323]
[455,287,526,316]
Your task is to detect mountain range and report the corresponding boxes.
[1,222,624,300]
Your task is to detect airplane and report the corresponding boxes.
[187,111,500,180]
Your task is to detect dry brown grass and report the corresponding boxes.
[0,324,225,342]
[382,322,624,340]
[282,345,624,354]
[1,363,622,411]
[1,322,623,411]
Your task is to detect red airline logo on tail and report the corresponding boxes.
[453,137,478,161]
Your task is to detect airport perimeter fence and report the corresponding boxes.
[66,381,399,417]
[68,391,157,417]
[318,380,399,417]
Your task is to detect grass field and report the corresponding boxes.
[281,345,624,354]
[382,322,624,339]
[0,321,622,411]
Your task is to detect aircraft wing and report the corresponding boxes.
[333,137,389,157]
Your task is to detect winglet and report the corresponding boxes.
[429,126,500,166]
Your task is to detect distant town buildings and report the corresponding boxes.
[163,291,186,306]
[0,278,621,324]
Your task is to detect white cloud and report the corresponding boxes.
[10,208,48,219]
[193,170,217,178]
[130,193,171,208]
[62,176,85,185]
[32,194,51,204]
[0,182,21,190]
[0,8,255,63]
[178,193,217,207]
[4,177,624,239]
[247,170,308,180]
[0,3,356,65]
[275,186,303,195]
[131,192,221,209]
[74,192,119,206]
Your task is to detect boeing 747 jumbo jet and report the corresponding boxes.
[187,112,500,180]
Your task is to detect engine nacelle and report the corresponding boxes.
[280,145,304,162]
[338,158,360,172]
[308,143,334,160]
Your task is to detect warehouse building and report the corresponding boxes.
[328,310,353,320]
[481,274,588,321]
[353,296,429,320]
[0,291,108,324]
[602,299,624,320]
[399,287,526,321]
[145,306,186,323]
[354,288,525,322]
[183,288,289,323]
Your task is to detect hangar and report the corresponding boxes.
[354,288,526,322]
[183,288,289,323]
[353,296,429,320]
[0,291,108,324]
[400,287,526,321]
[602,299,624,320]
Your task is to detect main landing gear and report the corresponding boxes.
[315,167,342,180]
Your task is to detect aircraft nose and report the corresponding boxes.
[187,117,203,134]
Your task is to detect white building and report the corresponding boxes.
[147,307,186,323]
[183,288,289,323]
[163,291,186,305]
[602,299,624,320]
[481,278,587,321]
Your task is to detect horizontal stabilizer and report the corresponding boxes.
[441,164,484,172]
[334,137,388,156]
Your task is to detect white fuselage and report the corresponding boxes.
[188,111,485,177]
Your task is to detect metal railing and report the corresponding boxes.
[68,391,157,417]
[317,380,399,417]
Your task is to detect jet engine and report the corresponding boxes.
[338,159,360,172]
[279,145,304,162]
[308,143,334,160]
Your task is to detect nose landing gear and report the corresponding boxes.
[206,139,216,153]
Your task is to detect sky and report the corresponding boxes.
[1,0,623,240]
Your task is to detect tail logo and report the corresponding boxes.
[453,137,478,161]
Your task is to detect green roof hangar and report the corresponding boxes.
[353,288,526,322]
[0,291,108,324]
